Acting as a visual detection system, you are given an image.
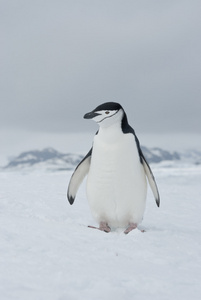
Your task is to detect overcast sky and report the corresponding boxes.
[1,0,201,160]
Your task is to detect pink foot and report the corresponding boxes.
[88,222,111,233]
[124,223,137,234]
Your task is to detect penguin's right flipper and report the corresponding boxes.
[67,148,92,205]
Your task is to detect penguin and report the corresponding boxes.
[67,102,160,234]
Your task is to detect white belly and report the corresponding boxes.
[86,133,147,227]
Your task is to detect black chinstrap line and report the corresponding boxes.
[97,110,119,123]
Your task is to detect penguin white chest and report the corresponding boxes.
[86,130,147,227]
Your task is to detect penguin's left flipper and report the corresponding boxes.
[67,148,92,205]
[141,153,160,207]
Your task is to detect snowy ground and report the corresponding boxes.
[0,164,201,300]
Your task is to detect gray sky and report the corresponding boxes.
[1,0,201,160]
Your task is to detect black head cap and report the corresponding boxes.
[94,102,123,112]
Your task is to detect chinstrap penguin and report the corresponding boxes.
[67,102,160,234]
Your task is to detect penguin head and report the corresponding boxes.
[84,102,124,128]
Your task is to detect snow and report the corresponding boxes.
[0,164,201,300]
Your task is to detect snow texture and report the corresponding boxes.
[0,164,201,300]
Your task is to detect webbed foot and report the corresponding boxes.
[88,222,111,233]
[124,223,137,234]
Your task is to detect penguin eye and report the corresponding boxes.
[105,111,110,115]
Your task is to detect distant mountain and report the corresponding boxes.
[3,146,200,171]
[3,148,83,171]
[141,146,180,163]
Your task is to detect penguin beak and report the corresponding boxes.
[83,111,100,119]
